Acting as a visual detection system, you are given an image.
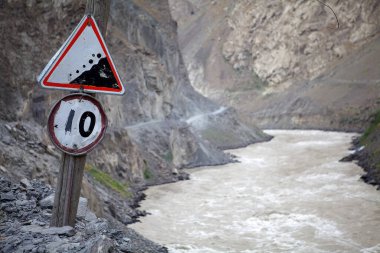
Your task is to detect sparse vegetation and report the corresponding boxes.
[143,160,153,180]
[143,168,152,180]
[360,110,380,144]
[164,151,173,162]
[85,164,132,198]
[356,110,380,186]
[226,77,266,93]
[202,128,235,144]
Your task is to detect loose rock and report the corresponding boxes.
[0,177,168,253]
[39,194,54,209]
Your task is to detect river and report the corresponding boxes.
[130,130,380,253]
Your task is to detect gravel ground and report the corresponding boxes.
[0,177,168,253]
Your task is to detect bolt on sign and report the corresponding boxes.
[38,15,125,95]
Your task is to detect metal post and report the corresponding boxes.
[50,0,111,227]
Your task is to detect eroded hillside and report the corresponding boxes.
[171,0,380,131]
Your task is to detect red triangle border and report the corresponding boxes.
[41,16,124,94]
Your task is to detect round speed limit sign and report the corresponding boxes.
[48,93,107,155]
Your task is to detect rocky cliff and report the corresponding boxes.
[0,0,270,227]
[171,0,380,131]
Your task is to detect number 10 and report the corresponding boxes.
[65,109,96,137]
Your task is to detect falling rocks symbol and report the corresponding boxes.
[37,15,125,95]
[71,57,118,89]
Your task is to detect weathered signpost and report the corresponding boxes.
[37,0,124,227]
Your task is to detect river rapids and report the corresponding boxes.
[130,130,380,253]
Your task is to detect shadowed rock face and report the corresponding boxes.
[0,0,269,227]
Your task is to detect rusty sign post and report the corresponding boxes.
[37,0,125,227]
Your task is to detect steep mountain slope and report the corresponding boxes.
[171,0,380,131]
[0,0,270,226]
[248,35,380,131]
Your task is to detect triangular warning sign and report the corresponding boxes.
[38,15,125,95]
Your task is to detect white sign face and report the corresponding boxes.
[48,94,107,155]
[38,15,125,95]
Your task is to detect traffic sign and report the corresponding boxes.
[48,93,108,155]
[38,15,125,95]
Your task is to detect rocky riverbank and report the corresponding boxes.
[341,111,380,189]
[0,176,168,253]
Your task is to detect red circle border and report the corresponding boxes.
[47,93,108,156]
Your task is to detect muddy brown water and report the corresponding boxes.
[130,130,380,253]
